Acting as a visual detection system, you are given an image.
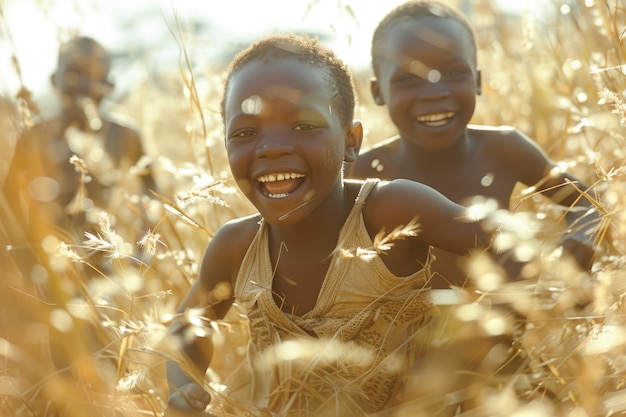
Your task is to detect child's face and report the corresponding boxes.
[53,49,112,108]
[224,57,359,224]
[372,17,480,152]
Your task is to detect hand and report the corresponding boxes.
[164,382,213,416]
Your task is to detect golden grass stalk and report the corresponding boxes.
[4,1,626,416]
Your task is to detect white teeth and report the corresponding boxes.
[268,193,289,199]
[258,172,305,183]
[417,112,454,123]
[258,173,305,199]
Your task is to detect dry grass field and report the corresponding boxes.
[2,0,626,416]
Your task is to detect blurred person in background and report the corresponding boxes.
[4,36,157,241]
[1,38,159,413]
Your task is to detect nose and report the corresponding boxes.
[417,80,450,100]
[411,67,449,100]
[64,72,111,99]
[255,133,294,158]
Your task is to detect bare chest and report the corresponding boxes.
[393,156,517,208]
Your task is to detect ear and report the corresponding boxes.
[370,78,385,106]
[343,120,363,163]
[475,67,482,96]
[50,72,59,88]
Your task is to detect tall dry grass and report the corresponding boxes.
[1,0,626,416]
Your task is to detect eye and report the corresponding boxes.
[228,128,256,140]
[392,73,420,84]
[445,68,472,79]
[293,122,318,131]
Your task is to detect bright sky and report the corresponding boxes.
[0,0,542,111]
[0,0,404,99]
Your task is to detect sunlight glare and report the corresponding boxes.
[242,95,263,115]
[427,69,441,83]
[50,308,74,333]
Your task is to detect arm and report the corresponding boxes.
[366,179,492,256]
[107,122,158,193]
[126,129,158,193]
[501,130,599,269]
[165,217,258,415]
[364,179,535,283]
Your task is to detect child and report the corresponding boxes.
[5,36,156,235]
[165,33,504,417]
[347,0,599,289]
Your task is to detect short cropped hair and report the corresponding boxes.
[58,36,111,68]
[220,33,356,129]
[371,0,477,74]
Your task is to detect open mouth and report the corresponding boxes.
[416,112,454,127]
[258,172,305,199]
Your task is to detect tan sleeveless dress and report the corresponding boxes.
[210,179,438,416]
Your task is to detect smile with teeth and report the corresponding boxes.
[416,112,454,126]
[258,172,305,198]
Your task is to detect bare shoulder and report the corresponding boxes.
[467,124,516,134]
[208,214,261,260]
[367,178,442,206]
[468,124,556,188]
[102,114,145,158]
[198,214,262,287]
[106,121,141,140]
[105,110,141,132]
[103,111,142,142]
[175,213,262,317]
[363,178,451,229]
[348,136,400,179]
[468,124,543,158]
[468,124,534,147]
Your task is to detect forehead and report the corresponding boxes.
[378,16,475,62]
[225,58,333,114]
[59,45,109,70]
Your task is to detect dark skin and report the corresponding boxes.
[50,38,157,203]
[20,118,150,202]
[353,127,523,209]
[2,39,159,384]
[165,57,495,415]
[5,37,156,232]
[348,16,598,288]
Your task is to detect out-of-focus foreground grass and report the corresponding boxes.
[2,1,626,416]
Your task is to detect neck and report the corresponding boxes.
[400,131,470,168]
[267,182,352,249]
[60,99,103,133]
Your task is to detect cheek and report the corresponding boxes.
[226,147,245,175]
[235,178,254,195]
[228,157,252,194]
[453,80,478,95]
[226,144,257,191]
[387,89,411,109]
[321,141,344,172]
[458,87,478,109]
